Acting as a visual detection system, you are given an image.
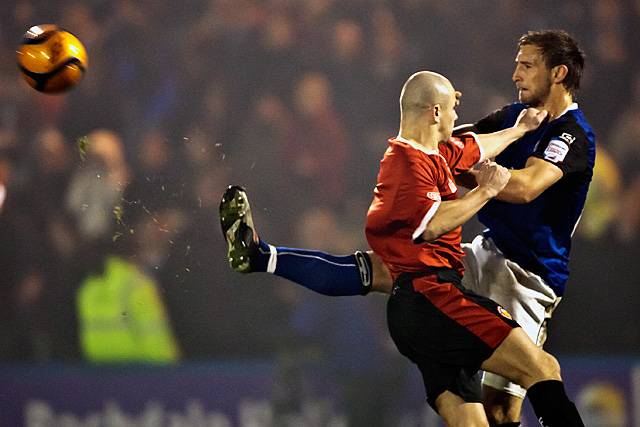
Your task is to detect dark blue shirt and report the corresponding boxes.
[469,103,595,295]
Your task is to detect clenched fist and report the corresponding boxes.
[476,160,511,196]
[514,108,548,133]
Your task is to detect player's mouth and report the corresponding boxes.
[516,87,530,98]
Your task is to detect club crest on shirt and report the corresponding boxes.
[543,139,569,163]
[497,306,513,320]
[427,191,441,201]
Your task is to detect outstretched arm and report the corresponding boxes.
[474,108,548,160]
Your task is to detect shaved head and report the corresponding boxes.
[397,71,461,145]
[400,71,456,115]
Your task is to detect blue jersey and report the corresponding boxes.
[470,103,595,295]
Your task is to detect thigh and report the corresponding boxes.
[463,235,560,345]
[461,234,504,297]
[386,275,518,408]
[465,237,563,399]
[504,259,560,345]
[480,327,558,390]
[415,359,483,411]
[387,277,517,367]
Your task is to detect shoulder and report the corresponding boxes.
[545,112,594,147]
[391,140,443,176]
[385,139,415,164]
[439,135,476,158]
[388,139,437,162]
[534,110,596,173]
[382,140,424,173]
[449,133,479,148]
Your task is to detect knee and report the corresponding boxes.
[437,395,489,427]
[483,389,523,425]
[485,402,515,426]
[485,406,509,426]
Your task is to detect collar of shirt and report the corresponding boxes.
[394,136,442,158]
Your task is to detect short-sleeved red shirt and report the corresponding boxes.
[365,134,482,280]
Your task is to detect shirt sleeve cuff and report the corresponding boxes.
[412,201,441,243]
[462,131,485,164]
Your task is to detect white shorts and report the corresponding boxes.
[461,234,561,398]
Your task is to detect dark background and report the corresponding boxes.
[0,0,638,365]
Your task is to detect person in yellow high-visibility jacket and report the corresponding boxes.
[77,255,180,363]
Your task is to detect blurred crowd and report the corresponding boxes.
[0,0,639,370]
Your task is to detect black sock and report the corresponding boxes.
[527,380,585,427]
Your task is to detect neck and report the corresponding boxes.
[539,88,574,120]
[397,122,440,151]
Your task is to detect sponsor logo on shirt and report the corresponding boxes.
[558,132,575,145]
[497,306,513,320]
[427,191,441,201]
[543,139,570,163]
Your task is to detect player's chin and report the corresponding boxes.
[519,92,540,106]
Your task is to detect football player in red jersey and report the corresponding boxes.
[222,30,593,427]
[222,71,584,426]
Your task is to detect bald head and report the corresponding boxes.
[397,71,461,145]
[399,71,456,116]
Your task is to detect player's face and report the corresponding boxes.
[512,44,553,107]
[438,90,461,139]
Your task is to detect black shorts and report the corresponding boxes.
[386,269,520,410]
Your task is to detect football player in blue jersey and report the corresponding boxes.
[450,30,594,426]
[220,29,594,427]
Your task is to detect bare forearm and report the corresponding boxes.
[456,163,538,202]
[495,170,533,203]
[420,186,495,242]
[475,127,527,159]
[475,108,547,159]
[495,161,562,204]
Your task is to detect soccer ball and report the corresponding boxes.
[16,24,88,94]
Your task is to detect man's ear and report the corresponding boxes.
[552,65,568,84]
[433,104,441,123]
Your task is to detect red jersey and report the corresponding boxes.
[365,134,482,279]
